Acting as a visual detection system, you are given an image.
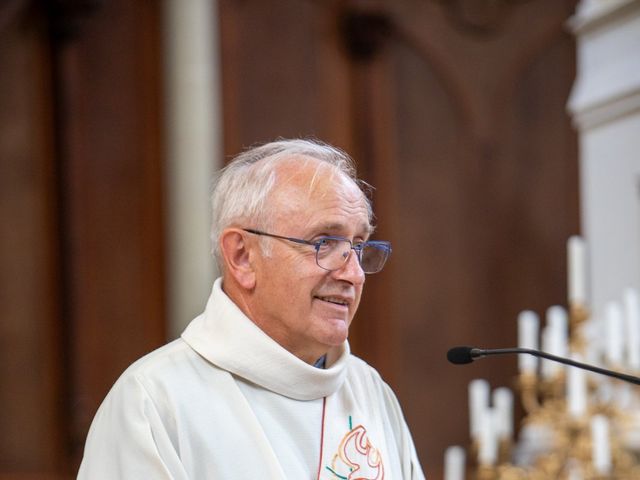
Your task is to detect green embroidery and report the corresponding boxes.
[325,466,348,479]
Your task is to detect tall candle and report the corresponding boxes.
[568,236,587,306]
[567,355,587,419]
[605,301,624,367]
[591,415,611,475]
[517,311,539,375]
[541,325,555,379]
[541,307,568,378]
[469,379,489,439]
[547,306,569,359]
[493,387,513,440]
[444,445,466,480]
[624,288,640,371]
[478,409,498,466]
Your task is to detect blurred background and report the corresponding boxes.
[2,0,638,478]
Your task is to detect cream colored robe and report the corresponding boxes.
[77,278,425,479]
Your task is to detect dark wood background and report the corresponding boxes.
[0,0,578,478]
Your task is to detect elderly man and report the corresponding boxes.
[78,139,425,479]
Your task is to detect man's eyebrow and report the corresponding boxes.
[314,222,373,236]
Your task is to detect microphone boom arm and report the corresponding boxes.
[473,347,640,386]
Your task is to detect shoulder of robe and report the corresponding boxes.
[107,338,211,397]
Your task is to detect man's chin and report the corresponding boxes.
[319,319,350,346]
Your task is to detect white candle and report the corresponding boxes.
[567,355,587,419]
[492,387,514,440]
[542,306,568,378]
[605,301,624,367]
[469,379,490,439]
[444,445,466,480]
[568,236,588,306]
[517,310,539,375]
[591,415,611,475]
[624,288,640,371]
[541,325,555,379]
[548,306,569,359]
[478,409,498,466]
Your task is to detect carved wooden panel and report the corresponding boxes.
[51,0,166,467]
[381,2,579,472]
[0,5,64,473]
[0,0,165,476]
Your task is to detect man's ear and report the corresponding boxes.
[220,229,256,290]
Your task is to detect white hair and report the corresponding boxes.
[210,138,373,269]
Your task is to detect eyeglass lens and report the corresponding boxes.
[316,239,388,273]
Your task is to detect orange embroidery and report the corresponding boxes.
[327,423,384,480]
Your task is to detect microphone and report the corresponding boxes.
[447,346,640,386]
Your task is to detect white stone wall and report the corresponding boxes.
[568,0,640,314]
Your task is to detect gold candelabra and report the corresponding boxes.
[461,303,640,479]
[445,237,640,480]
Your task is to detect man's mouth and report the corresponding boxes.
[315,295,349,306]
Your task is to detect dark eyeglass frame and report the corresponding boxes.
[242,228,391,274]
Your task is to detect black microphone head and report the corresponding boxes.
[447,346,475,365]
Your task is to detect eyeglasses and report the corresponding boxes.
[243,228,391,274]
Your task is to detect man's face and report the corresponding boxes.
[249,159,371,364]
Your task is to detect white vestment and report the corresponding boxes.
[78,278,425,479]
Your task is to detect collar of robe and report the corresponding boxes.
[181,277,350,401]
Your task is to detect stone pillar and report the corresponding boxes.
[163,0,222,337]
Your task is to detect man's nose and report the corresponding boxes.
[332,248,365,284]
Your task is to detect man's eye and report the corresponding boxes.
[316,237,342,250]
[316,237,333,247]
